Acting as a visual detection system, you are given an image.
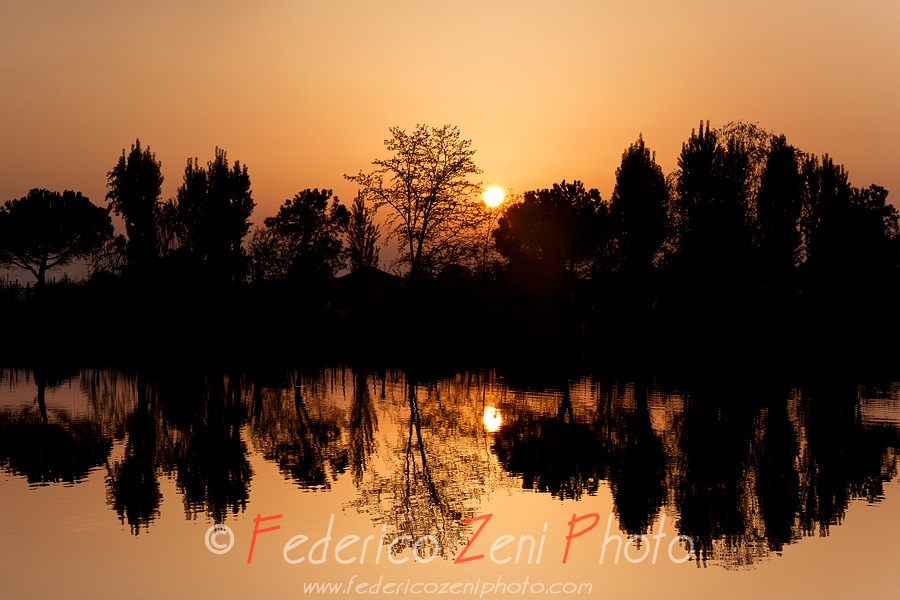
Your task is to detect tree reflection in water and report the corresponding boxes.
[98,369,253,531]
[2,365,898,569]
[493,384,604,499]
[491,369,900,568]
[160,370,252,523]
[348,368,378,486]
[602,379,669,539]
[348,370,514,558]
[105,373,170,534]
[248,370,347,489]
[0,368,112,486]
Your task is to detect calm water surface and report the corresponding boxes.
[1,365,898,599]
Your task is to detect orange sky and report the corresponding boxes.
[2,0,898,262]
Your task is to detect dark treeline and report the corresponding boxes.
[1,122,898,360]
[492,123,898,340]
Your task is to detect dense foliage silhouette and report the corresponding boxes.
[0,188,113,290]
[176,148,255,284]
[106,139,165,272]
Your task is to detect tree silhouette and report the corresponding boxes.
[261,188,350,281]
[756,134,803,287]
[493,181,604,295]
[176,148,255,283]
[88,233,128,277]
[670,121,721,237]
[716,121,771,205]
[667,121,757,310]
[800,154,850,274]
[346,125,485,283]
[0,189,113,289]
[248,226,291,281]
[607,136,669,308]
[346,193,381,272]
[106,139,164,270]
[609,135,669,275]
[156,198,181,258]
[849,185,900,293]
[800,154,899,305]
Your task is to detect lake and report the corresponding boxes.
[1,363,898,599]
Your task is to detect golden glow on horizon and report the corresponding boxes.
[483,187,504,207]
[1,0,897,252]
[482,406,502,432]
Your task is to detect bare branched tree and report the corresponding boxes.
[345,124,486,282]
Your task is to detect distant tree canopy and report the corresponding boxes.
[258,188,350,281]
[0,189,113,288]
[176,148,255,283]
[493,180,604,295]
[106,139,164,271]
[346,124,486,281]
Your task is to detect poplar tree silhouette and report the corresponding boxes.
[176,148,255,283]
[106,139,164,272]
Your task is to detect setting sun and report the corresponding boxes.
[483,187,504,207]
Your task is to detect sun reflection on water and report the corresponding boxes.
[482,406,502,432]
